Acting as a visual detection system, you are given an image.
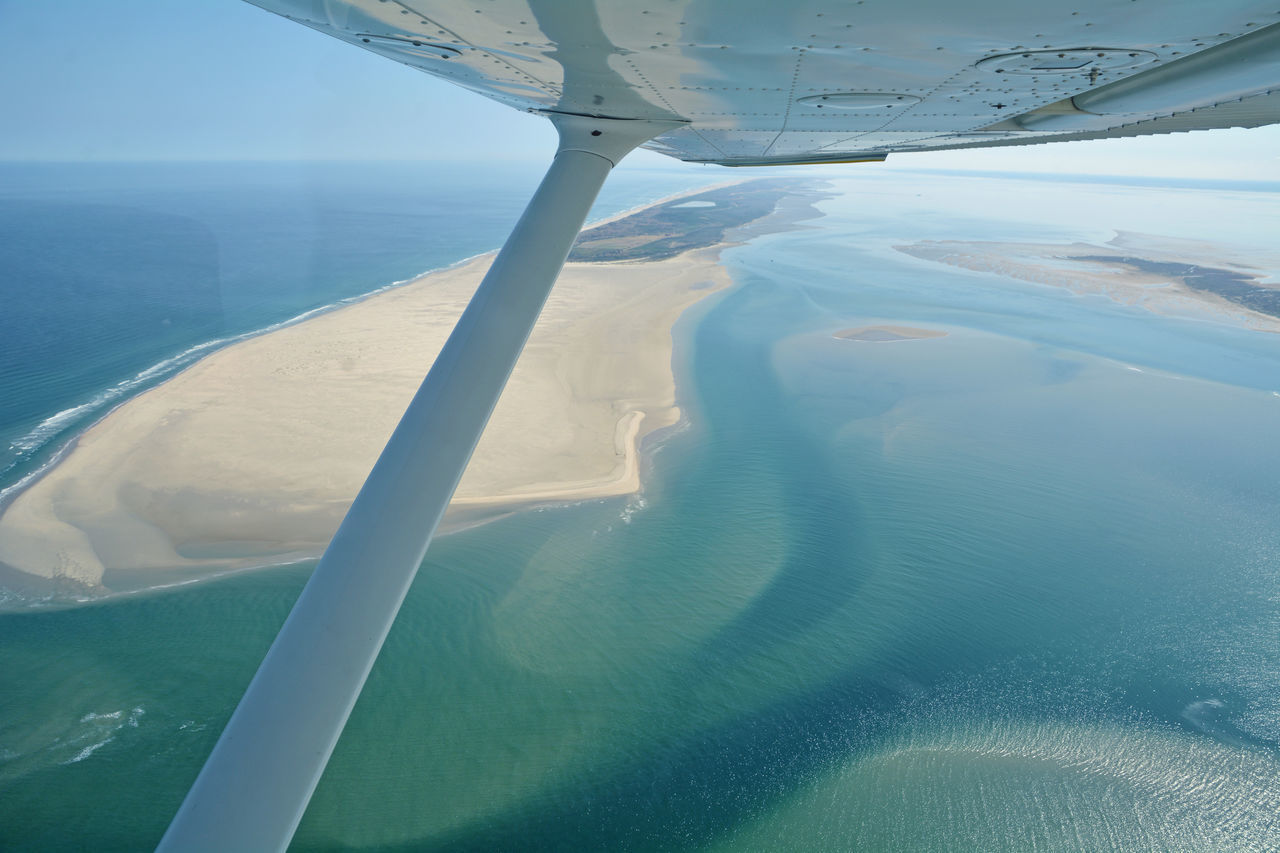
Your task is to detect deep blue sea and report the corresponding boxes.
[2,164,1279,850]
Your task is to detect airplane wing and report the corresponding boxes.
[244,0,1280,165]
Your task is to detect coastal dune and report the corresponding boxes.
[0,245,731,592]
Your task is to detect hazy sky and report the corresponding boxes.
[2,0,1278,179]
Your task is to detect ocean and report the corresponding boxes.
[2,164,1279,850]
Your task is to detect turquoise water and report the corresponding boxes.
[2,171,1280,849]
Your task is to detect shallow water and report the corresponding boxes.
[1,169,1279,850]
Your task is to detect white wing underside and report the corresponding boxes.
[244,0,1280,166]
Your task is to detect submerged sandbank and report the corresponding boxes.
[835,326,948,343]
[0,179,824,597]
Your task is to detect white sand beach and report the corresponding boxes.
[0,244,733,592]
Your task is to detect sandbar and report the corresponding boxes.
[0,178,833,598]
[0,241,740,594]
[835,325,948,343]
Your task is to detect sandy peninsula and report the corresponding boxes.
[0,180,822,597]
[0,249,733,593]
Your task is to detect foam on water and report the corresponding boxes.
[0,706,149,769]
[716,714,1280,851]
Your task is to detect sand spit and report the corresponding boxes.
[0,245,732,593]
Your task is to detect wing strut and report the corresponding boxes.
[158,114,681,853]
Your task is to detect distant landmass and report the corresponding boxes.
[1070,255,1280,319]
[895,231,1280,333]
[569,179,815,262]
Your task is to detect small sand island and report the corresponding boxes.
[896,231,1280,333]
[834,325,948,343]
[0,179,827,599]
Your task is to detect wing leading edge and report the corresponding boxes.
[244,0,1280,166]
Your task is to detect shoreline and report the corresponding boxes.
[0,179,746,516]
[0,178,820,604]
[0,247,500,515]
[0,249,731,598]
[0,413,693,612]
